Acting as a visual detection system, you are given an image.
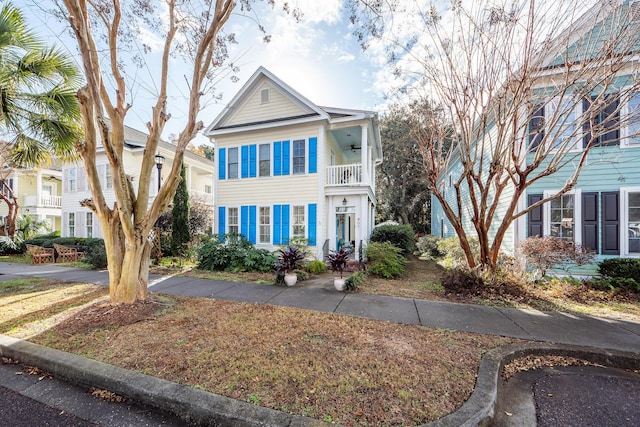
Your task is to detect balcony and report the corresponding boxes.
[24,195,62,208]
[326,164,363,186]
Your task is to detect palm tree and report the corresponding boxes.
[0,3,81,167]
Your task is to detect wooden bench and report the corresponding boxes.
[53,243,82,263]
[26,244,55,264]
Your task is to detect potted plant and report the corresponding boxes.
[276,246,305,286]
[326,247,350,291]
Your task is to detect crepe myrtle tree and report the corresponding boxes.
[51,0,297,303]
[349,0,640,269]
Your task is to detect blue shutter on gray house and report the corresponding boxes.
[582,192,599,252]
[218,207,226,240]
[308,203,317,246]
[602,191,620,255]
[218,148,226,180]
[527,194,543,237]
[309,137,318,173]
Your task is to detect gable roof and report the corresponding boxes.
[204,67,377,136]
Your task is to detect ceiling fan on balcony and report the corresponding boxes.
[350,144,361,152]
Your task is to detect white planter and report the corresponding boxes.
[284,273,298,287]
[334,278,346,291]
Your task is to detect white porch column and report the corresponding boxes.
[36,172,42,207]
[186,165,192,192]
[360,124,369,184]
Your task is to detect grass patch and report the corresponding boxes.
[180,269,274,284]
[0,254,30,263]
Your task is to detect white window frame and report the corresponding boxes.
[292,139,306,175]
[259,206,271,244]
[292,205,306,239]
[68,212,75,237]
[543,189,582,244]
[546,98,581,152]
[620,187,640,257]
[105,164,113,189]
[69,168,77,192]
[227,207,239,234]
[621,90,640,147]
[204,184,212,194]
[227,147,239,179]
[86,212,93,238]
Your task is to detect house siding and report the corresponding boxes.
[227,82,308,127]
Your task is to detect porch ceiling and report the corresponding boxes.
[330,126,362,162]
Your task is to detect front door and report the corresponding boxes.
[335,206,355,251]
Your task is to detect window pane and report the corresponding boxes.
[293,140,305,174]
[549,194,574,239]
[228,148,238,179]
[628,92,640,144]
[228,207,239,234]
[259,144,270,177]
[549,101,575,149]
[293,206,305,238]
[259,207,270,244]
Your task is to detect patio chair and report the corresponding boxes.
[53,243,82,263]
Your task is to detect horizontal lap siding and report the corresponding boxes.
[217,175,318,206]
[227,82,308,127]
[216,125,320,147]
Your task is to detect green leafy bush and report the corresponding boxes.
[366,242,406,278]
[306,260,326,274]
[598,258,640,284]
[437,236,480,269]
[370,224,414,256]
[83,239,107,269]
[294,269,309,281]
[197,234,276,272]
[415,235,444,259]
[345,271,367,291]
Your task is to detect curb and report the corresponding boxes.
[0,334,330,427]
[425,343,640,427]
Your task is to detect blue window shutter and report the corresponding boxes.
[309,137,318,173]
[273,204,281,245]
[241,205,249,238]
[308,204,317,246]
[241,146,249,178]
[218,207,226,240]
[282,140,290,175]
[282,204,290,244]
[274,142,282,176]
[218,148,226,180]
[249,145,257,178]
[249,206,257,244]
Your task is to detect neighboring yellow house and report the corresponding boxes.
[204,67,383,259]
[0,166,62,234]
[60,125,215,238]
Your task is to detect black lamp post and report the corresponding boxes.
[154,153,165,191]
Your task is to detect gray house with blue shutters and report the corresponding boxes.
[431,0,640,271]
[204,67,383,260]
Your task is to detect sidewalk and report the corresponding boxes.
[1,262,639,352]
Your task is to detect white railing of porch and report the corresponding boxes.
[325,164,362,186]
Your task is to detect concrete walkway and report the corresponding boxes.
[1,262,639,353]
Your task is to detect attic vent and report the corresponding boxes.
[260,88,270,104]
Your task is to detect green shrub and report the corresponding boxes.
[366,242,406,278]
[83,239,107,269]
[370,224,414,256]
[345,271,366,291]
[294,269,309,281]
[307,260,326,274]
[197,234,276,272]
[437,236,480,269]
[415,235,444,259]
[598,258,640,283]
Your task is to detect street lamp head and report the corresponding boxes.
[155,153,165,168]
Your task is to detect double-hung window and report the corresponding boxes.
[105,164,113,189]
[627,191,640,254]
[259,143,270,177]
[548,99,578,150]
[228,148,239,179]
[259,207,271,244]
[68,213,75,237]
[228,207,239,234]
[624,92,640,146]
[549,194,574,239]
[69,168,77,192]
[86,212,93,238]
[293,140,305,174]
[292,205,305,239]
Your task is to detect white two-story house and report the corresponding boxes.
[204,67,383,259]
[61,125,215,238]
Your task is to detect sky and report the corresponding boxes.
[20,0,389,146]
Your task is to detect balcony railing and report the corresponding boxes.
[24,195,62,208]
[325,164,362,186]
